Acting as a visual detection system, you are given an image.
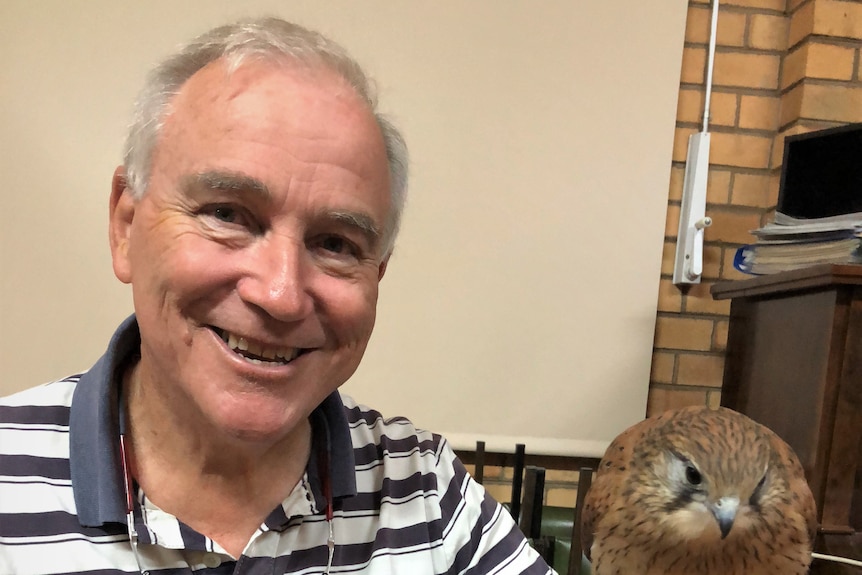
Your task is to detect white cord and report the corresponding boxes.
[325,519,335,574]
[813,552,862,568]
[702,0,720,133]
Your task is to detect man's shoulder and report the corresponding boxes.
[341,395,441,443]
[339,394,446,465]
[0,376,79,507]
[0,375,82,421]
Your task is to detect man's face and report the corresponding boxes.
[110,59,391,444]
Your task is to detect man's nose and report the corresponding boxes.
[237,238,314,321]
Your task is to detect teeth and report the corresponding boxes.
[217,328,300,365]
[246,341,262,357]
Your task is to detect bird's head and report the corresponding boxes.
[629,407,774,543]
[660,447,769,540]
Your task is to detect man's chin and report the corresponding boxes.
[207,398,310,441]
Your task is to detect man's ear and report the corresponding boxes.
[109,166,136,285]
[378,254,390,281]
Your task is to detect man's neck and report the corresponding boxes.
[122,362,313,557]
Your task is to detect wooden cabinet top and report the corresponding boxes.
[711,264,862,300]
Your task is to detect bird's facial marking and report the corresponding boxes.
[646,451,720,541]
[657,442,771,544]
[749,467,768,509]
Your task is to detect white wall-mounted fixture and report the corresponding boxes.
[673,0,719,285]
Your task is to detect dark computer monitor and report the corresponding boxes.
[777,123,862,219]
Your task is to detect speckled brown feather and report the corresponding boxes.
[581,406,817,575]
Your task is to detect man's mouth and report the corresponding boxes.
[213,328,304,366]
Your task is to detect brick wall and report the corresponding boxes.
[650,0,862,415]
[468,0,862,508]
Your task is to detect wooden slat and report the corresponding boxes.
[712,264,862,300]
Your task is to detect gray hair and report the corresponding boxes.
[123,16,408,256]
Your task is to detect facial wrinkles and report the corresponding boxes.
[234,69,389,224]
[142,62,388,374]
[235,223,376,358]
[134,215,264,382]
[151,179,370,350]
[221,63,375,155]
[130,200,192,327]
[174,146,388,271]
[260,151,387,257]
[265,187,386,279]
[176,69,385,229]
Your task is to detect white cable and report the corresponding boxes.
[813,551,862,568]
[702,0,720,133]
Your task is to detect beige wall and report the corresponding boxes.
[0,2,686,457]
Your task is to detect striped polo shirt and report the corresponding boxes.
[0,317,553,575]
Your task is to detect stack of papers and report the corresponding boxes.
[734,212,862,274]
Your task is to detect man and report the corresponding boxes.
[0,17,552,575]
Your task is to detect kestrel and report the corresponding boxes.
[581,406,817,575]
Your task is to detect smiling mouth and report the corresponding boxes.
[212,328,305,366]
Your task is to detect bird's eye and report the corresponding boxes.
[685,465,702,485]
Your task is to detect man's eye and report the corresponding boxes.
[321,236,349,254]
[213,206,238,223]
[315,235,361,259]
[201,205,259,232]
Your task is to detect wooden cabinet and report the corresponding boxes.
[712,264,862,571]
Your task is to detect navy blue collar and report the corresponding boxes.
[69,315,357,527]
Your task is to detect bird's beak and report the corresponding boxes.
[711,497,739,539]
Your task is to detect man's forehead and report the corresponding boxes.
[158,57,379,158]
[175,56,361,112]
[150,56,392,253]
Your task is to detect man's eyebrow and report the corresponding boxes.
[182,173,385,251]
[327,210,383,249]
[184,171,271,198]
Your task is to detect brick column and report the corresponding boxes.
[779,0,862,159]
[651,0,788,414]
[651,0,862,415]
